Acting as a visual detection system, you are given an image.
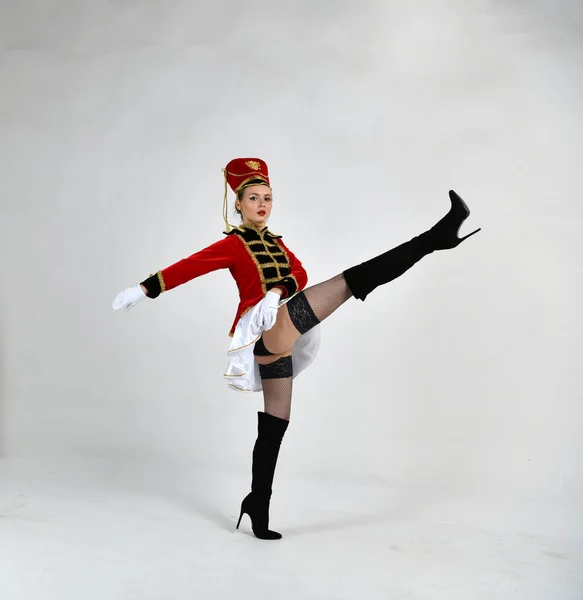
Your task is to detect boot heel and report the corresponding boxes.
[458,227,481,243]
[236,508,245,529]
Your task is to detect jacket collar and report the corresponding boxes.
[238,223,269,234]
[224,223,282,238]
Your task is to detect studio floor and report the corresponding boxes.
[0,457,580,600]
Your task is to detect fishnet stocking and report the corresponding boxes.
[261,376,293,421]
[301,272,353,323]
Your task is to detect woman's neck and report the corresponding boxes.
[241,220,267,232]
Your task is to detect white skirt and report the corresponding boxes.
[223,294,321,393]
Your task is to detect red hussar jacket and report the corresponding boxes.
[140,224,308,337]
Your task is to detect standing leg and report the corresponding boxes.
[236,352,293,540]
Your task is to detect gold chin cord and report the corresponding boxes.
[222,167,234,233]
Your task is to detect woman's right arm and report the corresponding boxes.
[139,235,237,299]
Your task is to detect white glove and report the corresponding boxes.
[112,283,147,312]
[255,290,281,331]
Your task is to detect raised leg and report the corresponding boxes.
[259,189,480,357]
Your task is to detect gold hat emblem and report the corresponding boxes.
[246,160,261,170]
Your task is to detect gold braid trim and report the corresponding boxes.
[262,237,284,279]
[228,383,251,392]
[237,236,268,295]
[275,238,290,263]
[227,331,262,354]
[156,270,166,293]
[234,175,269,192]
[223,169,269,189]
[272,240,297,294]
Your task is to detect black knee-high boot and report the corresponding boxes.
[343,190,481,301]
[236,411,289,540]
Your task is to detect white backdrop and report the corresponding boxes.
[0,1,581,598]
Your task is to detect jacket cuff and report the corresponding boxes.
[140,271,166,298]
[272,275,297,299]
[271,285,288,299]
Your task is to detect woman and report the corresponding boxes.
[112,157,481,540]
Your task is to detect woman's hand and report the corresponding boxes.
[112,283,147,312]
[255,290,281,331]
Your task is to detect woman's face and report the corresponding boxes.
[237,184,273,227]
